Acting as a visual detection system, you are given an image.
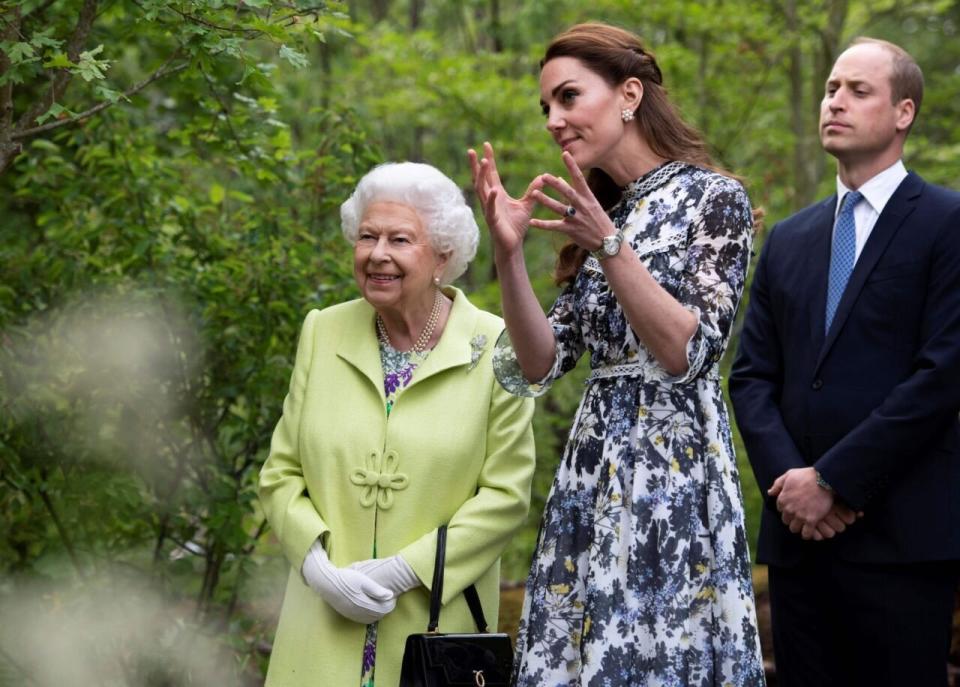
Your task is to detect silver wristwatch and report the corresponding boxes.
[591,230,624,260]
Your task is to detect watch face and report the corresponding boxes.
[602,235,620,255]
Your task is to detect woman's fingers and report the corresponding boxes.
[561,151,590,193]
[529,218,570,232]
[482,141,504,187]
[531,189,570,216]
[540,172,576,201]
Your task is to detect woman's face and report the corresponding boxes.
[353,201,448,315]
[540,56,627,171]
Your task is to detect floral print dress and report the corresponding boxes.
[360,341,430,687]
[494,163,765,686]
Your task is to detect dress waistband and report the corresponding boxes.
[586,361,719,383]
[586,362,651,382]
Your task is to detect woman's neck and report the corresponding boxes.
[600,132,668,187]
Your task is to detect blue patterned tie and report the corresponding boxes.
[825,190,863,332]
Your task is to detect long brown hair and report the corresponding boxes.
[544,23,729,284]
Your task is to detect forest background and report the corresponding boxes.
[2,0,959,684]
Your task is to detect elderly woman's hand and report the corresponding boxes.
[468,142,544,258]
[349,555,421,596]
[302,540,397,624]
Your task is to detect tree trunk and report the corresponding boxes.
[370,0,390,23]
[490,0,502,52]
[0,6,23,174]
[785,0,813,210]
[811,0,849,194]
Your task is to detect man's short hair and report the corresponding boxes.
[850,37,924,121]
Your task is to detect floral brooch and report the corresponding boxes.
[468,334,488,371]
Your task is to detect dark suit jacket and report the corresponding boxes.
[730,172,960,566]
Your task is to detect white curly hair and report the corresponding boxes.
[340,162,479,285]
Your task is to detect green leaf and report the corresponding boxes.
[279,45,309,69]
[5,42,35,63]
[227,190,254,203]
[29,29,62,51]
[74,44,110,81]
[95,85,127,103]
[43,52,74,69]
[209,183,225,204]
[34,102,74,125]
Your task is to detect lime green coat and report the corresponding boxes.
[259,287,535,687]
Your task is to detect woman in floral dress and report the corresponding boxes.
[470,22,765,686]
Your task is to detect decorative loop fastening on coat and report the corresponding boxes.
[350,449,409,510]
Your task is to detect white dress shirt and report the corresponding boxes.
[834,160,908,261]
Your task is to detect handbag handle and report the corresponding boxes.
[427,525,490,633]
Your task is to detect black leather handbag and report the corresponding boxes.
[398,525,514,687]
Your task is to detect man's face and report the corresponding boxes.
[819,43,914,165]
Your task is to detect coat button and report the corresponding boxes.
[811,379,823,390]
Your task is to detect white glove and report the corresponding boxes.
[301,540,396,624]
[349,554,421,595]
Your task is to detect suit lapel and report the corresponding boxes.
[806,197,838,353]
[815,173,922,371]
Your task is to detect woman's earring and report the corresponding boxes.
[621,108,636,123]
[433,276,441,286]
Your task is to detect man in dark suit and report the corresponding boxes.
[730,37,960,686]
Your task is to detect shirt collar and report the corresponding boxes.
[835,159,908,217]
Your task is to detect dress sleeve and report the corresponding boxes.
[666,175,754,384]
[258,309,330,573]
[491,281,586,397]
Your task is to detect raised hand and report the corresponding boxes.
[468,141,543,257]
[529,151,618,250]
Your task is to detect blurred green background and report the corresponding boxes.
[2,0,959,683]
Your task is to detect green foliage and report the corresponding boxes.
[1,1,380,682]
[4,0,960,681]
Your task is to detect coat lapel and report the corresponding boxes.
[335,299,385,399]
[815,172,922,370]
[405,286,476,389]
[334,287,478,397]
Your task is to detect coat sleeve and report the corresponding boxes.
[815,202,960,509]
[729,225,807,504]
[258,309,330,573]
[399,372,536,604]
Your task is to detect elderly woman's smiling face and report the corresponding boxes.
[353,201,449,315]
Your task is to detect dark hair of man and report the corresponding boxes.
[542,23,729,284]
[850,36,924,122]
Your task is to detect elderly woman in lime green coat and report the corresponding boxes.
[258,162,536,687]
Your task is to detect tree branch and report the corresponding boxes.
[0,5,20,133]
[21,0,59,26]
[15,0,98,134]
[36,467,85,578]
[11,57,188,140]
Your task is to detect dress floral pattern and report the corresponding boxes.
[494,163,765,686]
[360,342,429,687]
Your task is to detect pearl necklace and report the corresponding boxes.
[376,290,443,354]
